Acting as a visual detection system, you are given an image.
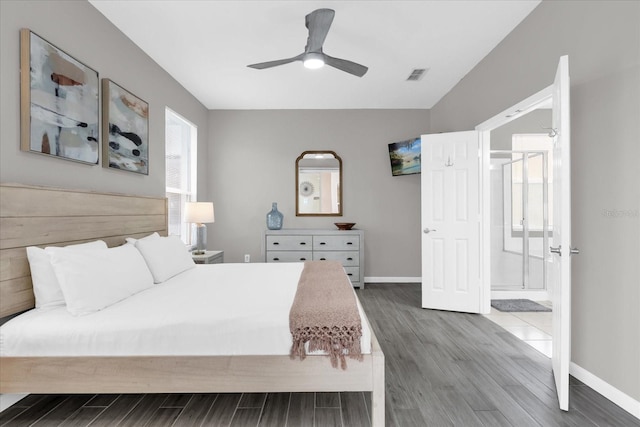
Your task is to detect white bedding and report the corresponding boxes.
[0,262,371,357]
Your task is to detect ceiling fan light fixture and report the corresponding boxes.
[303,53,325,69]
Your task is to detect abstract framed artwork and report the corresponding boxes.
[102,79,149,174]
[20,29,99,164]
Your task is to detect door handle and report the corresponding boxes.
[550,245,562,256]
[570,247,580,256]
[423,228,437,234]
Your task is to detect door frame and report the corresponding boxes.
[475,85,553,313]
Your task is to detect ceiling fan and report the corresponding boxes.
[247,8,368,77]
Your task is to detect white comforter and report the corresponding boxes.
[0,262,371,357]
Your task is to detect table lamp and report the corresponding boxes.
[184,202,215,255]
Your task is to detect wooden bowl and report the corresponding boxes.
[334,222,356,230]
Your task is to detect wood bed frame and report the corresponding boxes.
[0,183,385,425]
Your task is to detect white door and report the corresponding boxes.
[549,55,573,411]
[421,131,480,313]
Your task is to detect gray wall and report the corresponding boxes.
[430,0,639,402]
[0,0,209,198]
[207,110,429,277]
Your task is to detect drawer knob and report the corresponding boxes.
[273,242,279,245]
[320,242,326,245]
[273,257,280,261]
[346,242,353,245]
[300,242,306,245]
[300,258,306,261]
[346,257,353,261]
[320,258,326,261]
[347,273,353,276]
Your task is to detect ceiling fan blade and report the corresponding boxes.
[324,55,368,77]
[247,54,303,70]
[305,8,335,53]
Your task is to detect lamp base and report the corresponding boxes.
[194,223,207,255]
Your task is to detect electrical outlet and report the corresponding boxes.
[244,254,250,263]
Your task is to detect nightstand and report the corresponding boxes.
[192,250,224,264]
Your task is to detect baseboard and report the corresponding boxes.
[491,290,550,301]
[570,362,640,420]
[365,277,421,283]
[0,394,28,412]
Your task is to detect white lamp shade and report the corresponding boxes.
[185,202,215,224]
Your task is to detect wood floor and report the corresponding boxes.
[1,283,638,427]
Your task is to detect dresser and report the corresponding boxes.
[263,229,365,288]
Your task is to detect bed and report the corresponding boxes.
[0,183,385,426]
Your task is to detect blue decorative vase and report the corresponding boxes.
[266,202,284,230]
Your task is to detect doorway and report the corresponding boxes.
[490,144,552,301]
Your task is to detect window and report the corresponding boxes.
[165,108,197,244]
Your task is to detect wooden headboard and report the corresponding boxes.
[0,183,168,318]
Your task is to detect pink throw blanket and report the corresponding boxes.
[289,261,363,369]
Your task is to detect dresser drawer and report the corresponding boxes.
[266,235,312,251]
[265,251,313,263]
[313,251,359,266]
[313,235,360,251]
[344,267,360,283]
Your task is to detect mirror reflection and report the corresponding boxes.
[296,151,342,216]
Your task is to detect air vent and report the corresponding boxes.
[406,68,428,81]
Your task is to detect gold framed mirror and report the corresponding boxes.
[296,151,342,216]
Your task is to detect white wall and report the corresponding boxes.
[431,0,639,403]
[207,109,429,278]
[0,0,209,198]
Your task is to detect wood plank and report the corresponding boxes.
[504,384,597,427]
[160,393,192,408]
[315,392,340,408]
[201,394,241,427]
[0,405,29,425]
[117,394,168,427]
[432,386,484,427]
[0,248,30,281]
[286,393,314,427]
[144,407,182,427]
[84,394,118,407]
[0,184,166,218]
[238,392,266,408]
[87,394,144,427]
[1,395,67,427]
[0,276,34,318]
[475,410,513,427]
[58,407,105,427]
[340,392,370,427]
[230,408,262,427]
[314,407,342,427]
[569,384,640,426]
[172,394,218,427]
[1,354,375,394]
[30,394,93,426]
[257,393,290,427]
[0,215,166,249]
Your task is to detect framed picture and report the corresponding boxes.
[20,29,99,164]
[388,137,421,176]
[102,79,149,174]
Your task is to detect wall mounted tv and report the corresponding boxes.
[388,137,421,176]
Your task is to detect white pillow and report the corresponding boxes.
[125,232,160,245]
[26,240,108,309]
[135,235,195,283]
[49,244,154,316]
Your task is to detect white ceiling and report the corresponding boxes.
[89,0,540,110]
